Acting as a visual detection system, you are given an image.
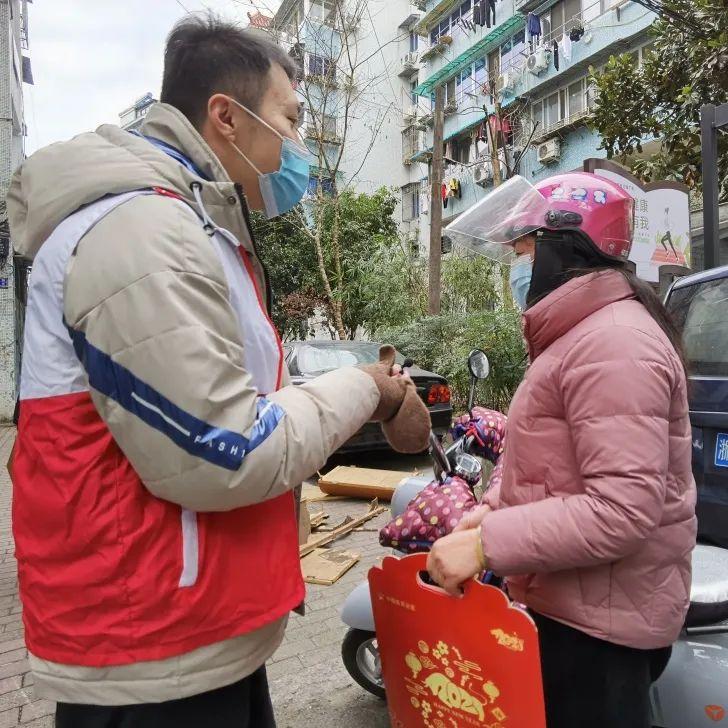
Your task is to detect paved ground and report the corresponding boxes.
[0,427,430,727]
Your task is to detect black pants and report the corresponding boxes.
[532,612,671,728]
[55,666,275,728]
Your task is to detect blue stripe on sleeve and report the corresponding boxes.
[67,327,284,471]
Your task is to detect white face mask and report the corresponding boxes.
[227,98,312,218]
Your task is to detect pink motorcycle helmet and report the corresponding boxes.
[444,172,635,264]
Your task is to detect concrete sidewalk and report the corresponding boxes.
[0,428,423,726]
[0,427,53,727]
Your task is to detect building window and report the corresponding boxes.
[308,175,335,196]
[322,114,337,138]
[410,78,419,105]
[449,132,471,164]
[568,79,585,117]
[500,30,525,72]
[309,0,337,26]
[445,77,456,104]
[532,74,597,133]
[282,0,304,35]
[409,31,419,52]
[474,58,486,90]
[402,125,420,161]
[308,53,334,77]
[402,183,420,222]
[455,66,473,101]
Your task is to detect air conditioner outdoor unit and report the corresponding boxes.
[398,51,419,76]
[473,163,493,186]
[537,138,561,164]
[496,70,516,93]
[527,47,550,75]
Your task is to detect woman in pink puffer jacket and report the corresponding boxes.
[428,173,697,728]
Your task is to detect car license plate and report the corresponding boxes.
[715,433,728,468]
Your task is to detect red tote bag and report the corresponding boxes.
[369,553,546,728]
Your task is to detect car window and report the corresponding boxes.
[667,277,728,376]
[296,344,404,375]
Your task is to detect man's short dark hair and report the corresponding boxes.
[161,14,298,129]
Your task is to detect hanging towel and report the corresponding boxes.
[527,12,541,38]
[552,39,559,71]
[472,4,481,25]
[559,33,572,62]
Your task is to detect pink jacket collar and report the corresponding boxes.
[523,270,636,360]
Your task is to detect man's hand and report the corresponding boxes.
[426,529,486,596]
[453,504,492,532]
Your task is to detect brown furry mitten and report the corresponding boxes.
[360,345,431,454]
[381,378,431,453]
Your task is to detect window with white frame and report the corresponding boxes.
[455,66,474,101]
[500,29,526,72]
[308,53,334,77]
[445,77,457,105]
[309,0,337,26]
[410,78,419,105]
[532,75,597,133]
[402,183,420,221]
[474,58,487,90]
[402,125,420,161]
[409,31,419,52]
[282,0,304,35]
[321,113,337,138]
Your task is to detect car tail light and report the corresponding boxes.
[427,384,451,405]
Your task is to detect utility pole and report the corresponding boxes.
[484,101,512,304]
[428,84,445,315]
[484,103,502,187]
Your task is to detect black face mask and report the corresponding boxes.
[526,231,622,308]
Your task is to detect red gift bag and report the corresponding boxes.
[369,554,546,728]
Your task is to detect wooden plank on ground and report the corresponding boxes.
[299,500,387,557]
[301,548,360,585]
[309,510,329,529]
[300,483,348,503]
[317,466,416,501]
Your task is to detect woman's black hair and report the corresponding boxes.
[528,230,688,379]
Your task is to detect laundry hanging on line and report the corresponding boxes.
[559,33,572,62]
[552,40,559,71]
[569,25,585,42]
[527,12,541,38]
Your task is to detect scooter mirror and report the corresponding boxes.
[468,349,490,380]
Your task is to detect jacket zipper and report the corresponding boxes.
[234,183,274,317]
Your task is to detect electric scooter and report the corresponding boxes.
[339,354,728,727]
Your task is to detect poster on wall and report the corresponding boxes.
[583,159,691,283]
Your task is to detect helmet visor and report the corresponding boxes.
[445,176,550,264]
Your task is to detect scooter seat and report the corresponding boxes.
[685,544,728,627]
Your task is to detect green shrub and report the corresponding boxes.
[377,309,526,413]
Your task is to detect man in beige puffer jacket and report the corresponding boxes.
[8,15,428,728]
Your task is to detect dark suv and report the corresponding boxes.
[665,266,728,547]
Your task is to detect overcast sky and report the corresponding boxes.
[25,0,281,153]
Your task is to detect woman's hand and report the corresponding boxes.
[426,529,486,596]
[453,504,492,532]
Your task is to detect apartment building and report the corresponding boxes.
[406,0,656,248]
